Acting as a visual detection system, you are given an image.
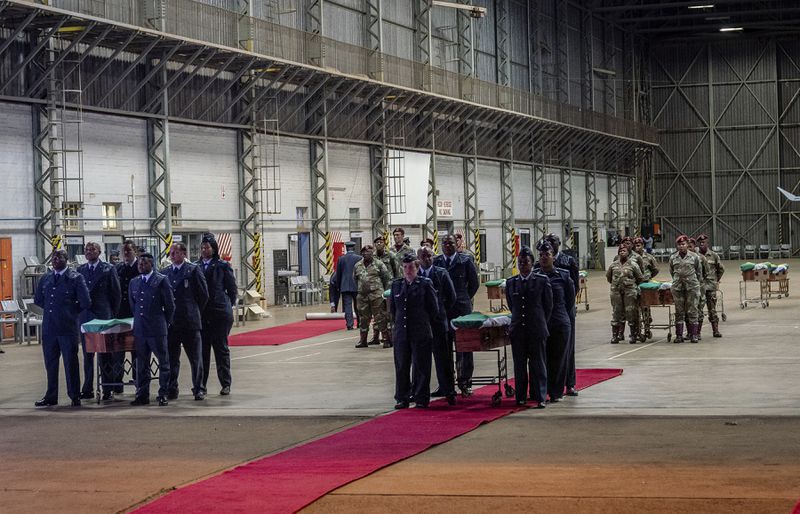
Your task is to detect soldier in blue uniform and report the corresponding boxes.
[433,234,479,395]
[332,241,361,330]
[388,254,440,409]
[34,249,91,407]
[162,242,209,401]
[114,240,140,392]
[77,241,121,401]
[417,246,457,405]
[535,233,580,397]
[536,240,575,403]
[197,233,237,396]
[129,253,175,406]
[505,246,553,407]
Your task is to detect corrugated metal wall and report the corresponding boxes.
[650,38,800,255]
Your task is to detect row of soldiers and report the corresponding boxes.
[606,234,724,344]
[33,234,237,407]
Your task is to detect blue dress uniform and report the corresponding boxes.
[77,261,121,396]
[114,259,140,390]
[34,269,91,403]
[333,247,362,329]
[197,257,237,393]
[162,262,209,398]
[389,276,440,406]
[418,264,456,397]
[505,272,553,405]
[432,252,479,392]
[128,271,175,401]
[540,267,575,401]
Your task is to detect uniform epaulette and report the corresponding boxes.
[533,271,548,278]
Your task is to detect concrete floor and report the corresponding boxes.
[0,259,798,513]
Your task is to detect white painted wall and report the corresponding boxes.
[477,160,502,266]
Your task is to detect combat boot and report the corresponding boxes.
[610,324,620,344]
[712,321,722,338]
[697,320,703,340]
[355,331,369,348]
[628,324,639,344]
[688,323,699,343]
[368,330,381,345]
[382,330,393,349]
[674,322,684,343]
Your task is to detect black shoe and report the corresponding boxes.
[130,396,150,406]
[446,394,457,406]
[346,326,355,331]
[459,386,473,397]
[515,400,527,406]
[71,398,81,407]
[354,342,368,348]
[548,396,562,403]
[394,401,410,409]
[194,392,205,401]
[368,338,381,346]
[414,403,429,409]
[34,398,58,407]
[157,396,168,406]
[534,402,546,409]
[220,386,231,396]
[167,391,179,400]
[382,342,393,348]
[101,391,113,401]
[565,387,579,397]
[79,391,94,400]
[430,388,444,398]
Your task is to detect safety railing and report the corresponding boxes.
[27,0,657,143]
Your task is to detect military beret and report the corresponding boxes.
[676,235,689,244]
[696,234,709,241]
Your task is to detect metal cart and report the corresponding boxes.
[716,288,727,322]
[576,274,589,311]
[765,272,789,300]
[739,268,770,309]
[639,287,675,343]
[485,282,506,313]
[455,325,514,406]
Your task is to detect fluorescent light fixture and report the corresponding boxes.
[719,27,743,32]
[705,16,730,20]
[688,4,715,8]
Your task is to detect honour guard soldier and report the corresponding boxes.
[353,244,392,348]
[505,246,553,407]
[34,249,91,407]
[77,241,121,401]
[433,234,479,395]
[669,235,703,343]
[390,227,416,277]
[198,233,238,395]
[115,240,140,392]
[129,253,175,406]
[374,235,398,279]
[687,237,710,340]
[388,254,439,409]
[418,246,457,405]
[633,237,659,339]
[162,243,209,400]
[333,241,361,330]
[697,234,725,337]
[606,245,644,344]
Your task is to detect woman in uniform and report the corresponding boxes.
[606,245,644,344]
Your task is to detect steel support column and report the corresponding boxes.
[580,6,593,111]
[236,0,254,51]
[413,0,432,90]
[527,0,543,96]
[496,0,511,107]
[463,124,479,259]
[608,173,619,233]
[237,125,259,292]
[587,164,600,270]
[365,0,383,81]
[425,117,439,251]
[306,0,324,67]
[457,0,475,101]
[500,138,516,276]
[561,164,574,250]
[554,0,570,105]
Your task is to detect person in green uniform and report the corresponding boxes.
[696,234,725,338]
[669,235,703,343]
[606,245,644,344]
[354,244,393,349]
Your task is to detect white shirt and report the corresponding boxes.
[141,270,154,282]
[519,271,533,282]
[172,262,184,271]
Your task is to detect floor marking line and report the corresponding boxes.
[230,336,356,361]
[283,352,321,362]
[607,338,665,360]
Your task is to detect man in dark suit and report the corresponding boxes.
[162,242,209,401]
[114,239,140,393]
[333,241,361,330]
[388,254,439,409]
[129,253,175,406]
[505,246,553,407]
[77,241,121,401]
[197,233,238,396]
[535,233,580,396]
[417,246,457,405]
[433,234,479,395]
[33,249,91,407]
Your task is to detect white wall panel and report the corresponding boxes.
[512,164,533,221]
[327,142,371,236]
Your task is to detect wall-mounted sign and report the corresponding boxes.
[437,200,453,218]
[65,236,84,245]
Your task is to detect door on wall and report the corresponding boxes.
[297,232,311,278]
[1,238,13,339]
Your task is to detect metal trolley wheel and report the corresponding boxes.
[504,383,515,398]
[491,391,502,407]
[721,312,727,322]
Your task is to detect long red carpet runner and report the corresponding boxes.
[135,368,622,514]
[229,319,344,347]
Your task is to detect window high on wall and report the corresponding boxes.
[102,203,121,230]
[63,202,82,232]
[171,204,182,227]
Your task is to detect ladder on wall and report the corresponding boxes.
[385,125,407,216]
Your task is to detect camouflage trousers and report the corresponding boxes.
[672,285,700,324]
[610,289,639,326]
[357,294,388,333]
[700,288,719,323]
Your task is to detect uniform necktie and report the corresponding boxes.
[54,273,60,284]
[142,276,148,285]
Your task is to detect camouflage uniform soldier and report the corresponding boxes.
[389,227,415,279]
[374,235,397,279]
[697,234,725,338]
[687,237,710,340]
[616,236,646,273]
[606,245,644,344]
[633,237,659,339]
[669,235,703,343]
[354,244,393,349]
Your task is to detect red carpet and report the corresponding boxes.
[135,368,622,514]
[229,319,345,347]
[792,500,800,514]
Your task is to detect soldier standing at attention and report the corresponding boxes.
[390,227,415,274]
[633,237,659,340]
[34,249,91,407]
[354,244,393,349]
[374,235,397,279]
[129,253,175,406]
[697,234,724,338]
[115,240,140,392]
[433,234,479,395]
[163,243,209,401]
[417,246,457,405]
[388,254,439,409]
[687,237,710,340]
[198,233,238,395]
[77,241,121,401]
[333,241,361,331]
[505,246,552,408]
[669,235,703,343]
[606,245,644,344]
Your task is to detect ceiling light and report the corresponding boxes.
[705,16,730,21]
[688,4,715,8]
[719,27,743,32]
